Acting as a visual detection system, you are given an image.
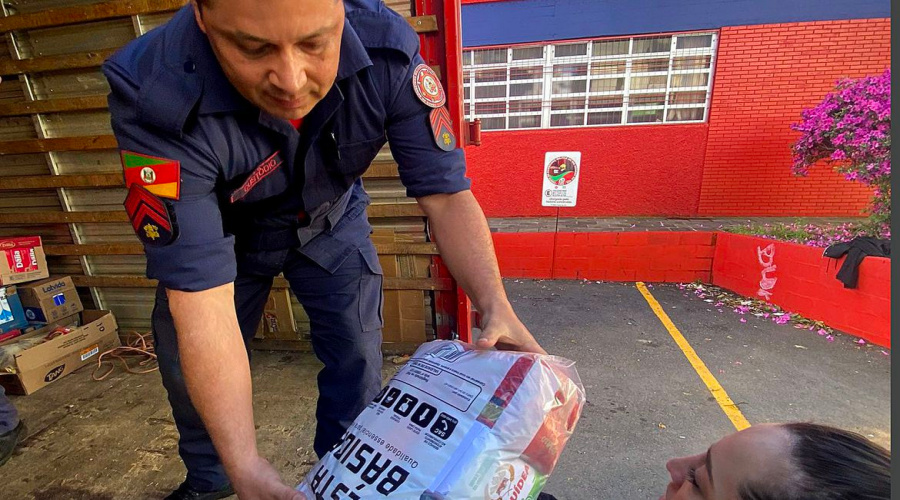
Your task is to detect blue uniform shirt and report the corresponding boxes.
[102,2,470,292]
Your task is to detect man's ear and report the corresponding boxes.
[191,0,208,34]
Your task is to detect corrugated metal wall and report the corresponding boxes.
[0,0,448,347]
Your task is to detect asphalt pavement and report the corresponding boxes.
[510,280,891,500]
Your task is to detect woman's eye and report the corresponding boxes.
[687,468,700,488]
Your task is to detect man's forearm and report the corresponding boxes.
[168,283,259,478]
[417,190,512,317]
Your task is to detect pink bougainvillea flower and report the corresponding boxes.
[791,69,890,235]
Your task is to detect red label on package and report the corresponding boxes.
[5,247,38,274]
[0,237,40,249]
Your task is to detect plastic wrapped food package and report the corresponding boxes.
[1,335,47,373]
[297,341,585,499]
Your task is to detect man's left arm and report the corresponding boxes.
[417,191,546,354]
[381,53,545,354]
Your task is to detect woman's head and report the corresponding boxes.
[661,423,890,500]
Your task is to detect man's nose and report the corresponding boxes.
[269,51,307,96]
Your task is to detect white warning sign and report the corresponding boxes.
[541,152,581,207]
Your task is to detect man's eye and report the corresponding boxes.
[303,42,325,53]
[241,45,269,57]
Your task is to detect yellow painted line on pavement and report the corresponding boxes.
[636,282,751,431]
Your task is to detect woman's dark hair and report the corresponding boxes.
[740,423,891,500]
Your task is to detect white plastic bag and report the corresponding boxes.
[297,341,585,499]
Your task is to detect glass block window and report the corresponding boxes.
[463,32,717,130]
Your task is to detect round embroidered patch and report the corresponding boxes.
[412,64,446,108]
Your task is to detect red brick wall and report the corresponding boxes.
[712,232,891,347]
[492,231,715,282]
[698,19,890,216]
[491,231,890,346]
[466,124,709,217]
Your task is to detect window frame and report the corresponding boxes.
[463,31,718,131]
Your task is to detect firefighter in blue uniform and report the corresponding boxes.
[104,0,545,498]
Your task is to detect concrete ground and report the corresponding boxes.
[2,280,890,499]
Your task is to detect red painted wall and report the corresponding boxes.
[466,124,709,217]
[491,231,889,346]
[712,233,890,347]
[492,231,715,282]
[464,19,890,218]
[698,19,890,216]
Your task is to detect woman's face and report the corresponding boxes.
[660,424,796,500]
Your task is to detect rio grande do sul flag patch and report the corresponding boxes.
[121,150,181,200]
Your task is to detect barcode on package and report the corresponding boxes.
[81,345,99,361]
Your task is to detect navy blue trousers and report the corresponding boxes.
[152,243,384,491]
[0,384,18,435]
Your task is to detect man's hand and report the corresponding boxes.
[417,191,547,356]
[232,455,306,500]
[476,305,547,355]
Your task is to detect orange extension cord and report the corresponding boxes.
[92,331,158,381]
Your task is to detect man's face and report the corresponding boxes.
[193,0,345,120]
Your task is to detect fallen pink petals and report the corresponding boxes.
[774,314,792,325]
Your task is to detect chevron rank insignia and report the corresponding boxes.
[124,184,178,246]
[121,150,181,200]
[429,107,457,152]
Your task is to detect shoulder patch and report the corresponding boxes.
[124,184,178,246]
[412,64,446,108]
[121,150,181,200]
[429,107,457,152]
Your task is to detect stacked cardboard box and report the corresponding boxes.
[0,286,28,341]
[0,237,49,340]
[0,237,121,395]
[0,236,49,287]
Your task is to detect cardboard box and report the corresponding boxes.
[0,237,49,286]
[255,289,296,340]
[0,286,28,335]
[18,276,84,324]
[0,310,119,395]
